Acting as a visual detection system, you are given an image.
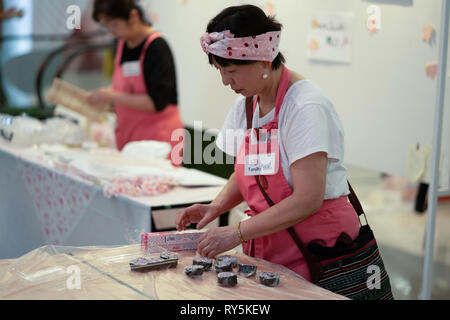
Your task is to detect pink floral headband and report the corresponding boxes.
[200,30,281,62]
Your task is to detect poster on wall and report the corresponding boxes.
[307,13,354,64]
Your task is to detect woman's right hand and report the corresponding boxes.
[175,203,219,231]
[87,88,114,106]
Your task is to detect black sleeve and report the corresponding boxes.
[142,37,178,111]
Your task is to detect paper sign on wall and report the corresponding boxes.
[307,13,354,64]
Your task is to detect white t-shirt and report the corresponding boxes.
[216,79,350,199]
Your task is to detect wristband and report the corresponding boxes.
[237,221,248,243]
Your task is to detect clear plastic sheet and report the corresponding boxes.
[0,244,346,300]
[0,114,86,147]
[0,245,103,299]
[0,245,157,299]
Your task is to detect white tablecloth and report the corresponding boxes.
[0,142,226,259]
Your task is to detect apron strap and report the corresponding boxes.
[347,181,368,222]
[139,32,161,63]
[249,65,290,127]
[115,40,125,66]
[245,96,253,130]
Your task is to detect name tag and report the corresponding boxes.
[244,153,276,176]
[122,61,141,77]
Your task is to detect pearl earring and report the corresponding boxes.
[262,73,269,79]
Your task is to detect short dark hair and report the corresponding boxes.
[92,0,151,26]
[206,5,285,70]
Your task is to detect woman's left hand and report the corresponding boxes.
[197,225,241,258]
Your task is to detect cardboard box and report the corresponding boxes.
[141,230,204,251]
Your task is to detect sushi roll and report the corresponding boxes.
[238,264,257,277]
[184,265,205,277]
[160,252,178,260]
[129,257,177,272]
[217,255,238,268]
[193,257,214,271]
[217,272,238,287]
[258,272,280,287]
[214,260,233,273]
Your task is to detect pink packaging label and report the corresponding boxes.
[141,231,204,251]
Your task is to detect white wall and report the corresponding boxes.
[145,0,448,182]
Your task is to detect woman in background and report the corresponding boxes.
[88,0,183,165]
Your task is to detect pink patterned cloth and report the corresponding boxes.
[200,30,281,62]
[103,176,175,198]
[18,160,95,245]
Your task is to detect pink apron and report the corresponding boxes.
[234,66,360,281]
[112,32,184,166]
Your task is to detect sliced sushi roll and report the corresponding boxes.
[160,252,179,260]
[217,255,238,268]
[217,272,238,287]
[258,272,280,287]
[214,260,233,273]
[238,263,257,277]
[184,265,205,277]
[193,257,214,271]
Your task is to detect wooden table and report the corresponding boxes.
[0,244,346,300]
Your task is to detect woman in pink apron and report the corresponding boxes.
[175,5,361,282]
[87,0,184,166]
